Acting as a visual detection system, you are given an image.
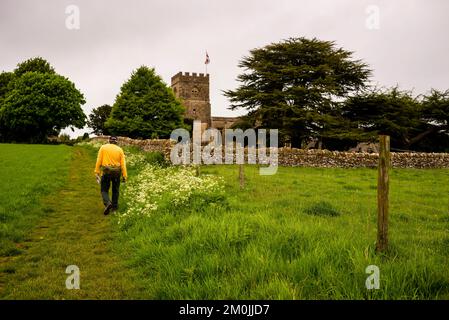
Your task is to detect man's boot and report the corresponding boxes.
[104,203,113,216]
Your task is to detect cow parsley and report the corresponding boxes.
[119,164,225,224]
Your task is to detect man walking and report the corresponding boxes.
[94,136,127,215]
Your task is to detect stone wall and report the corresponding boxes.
[93,136,174,159]
[277,148,449,168]
[92,137,449,169]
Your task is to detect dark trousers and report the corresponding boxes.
[101,173,120,208]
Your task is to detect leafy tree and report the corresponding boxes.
[410,89,449,149]
[1,56,54,104]
[14,57,55,77]
[0,71,86,143]
[0,57,86,143]
[0,72,15,99]
[336,87,421,149]
[335,88,449,151]
[224,37,371,147]
[87,104,112,135]
[106,66,185,139]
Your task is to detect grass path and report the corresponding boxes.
[0,147,143,299]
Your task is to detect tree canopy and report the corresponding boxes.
[0,72,15,99]
[224,37,449,152]
[337,87,421,147]
[329,88,449,151]
[0,57,86,143]
[408,89,449,151]
[417,89,449,143]
[224,37,371,147]
[105,66,185,139]
[14,57,55,77]
[88,104,112,135]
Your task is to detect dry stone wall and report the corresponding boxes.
[93,136,174,158]
[277,148,449,168]
[92,136,449,169]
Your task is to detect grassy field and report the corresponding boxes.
[1,143,448,299]
[0,144,72,256]
[0,145,142,299]
[115,153,449,299]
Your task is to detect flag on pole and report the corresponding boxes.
[205,51,210,65]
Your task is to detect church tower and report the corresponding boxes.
[171,72,211,127]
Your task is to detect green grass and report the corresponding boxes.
[0,145,143,299]
[0,144,72,256]
[1,143,448,299]
[115,160,449,299]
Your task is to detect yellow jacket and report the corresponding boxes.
[94,143,128,179]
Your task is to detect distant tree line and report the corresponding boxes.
[2,39,448,152]
[0,59,185,143]
[225,37,449,152]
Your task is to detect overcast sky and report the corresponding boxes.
[1,0,448,136]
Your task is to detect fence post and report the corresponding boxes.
[376,135,390,253]
[239,164,245,189]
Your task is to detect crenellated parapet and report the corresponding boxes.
[171,71,211,126]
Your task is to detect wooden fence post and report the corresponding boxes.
[376,135,390,253]
[239,164,245,189]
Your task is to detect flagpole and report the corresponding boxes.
[205,50,209,75]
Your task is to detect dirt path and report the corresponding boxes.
[0,147,142,299]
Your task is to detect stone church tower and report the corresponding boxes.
[171,72,211,127]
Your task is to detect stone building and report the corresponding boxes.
[210,116,239,131]
[171,71,239,131]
